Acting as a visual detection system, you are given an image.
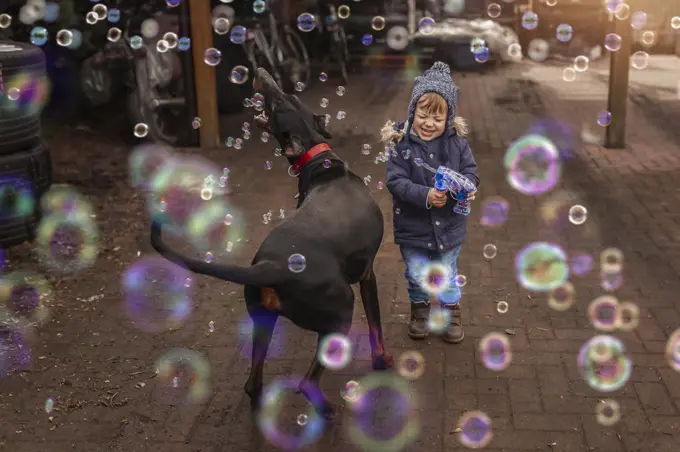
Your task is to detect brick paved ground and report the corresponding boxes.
[1,56,680,451]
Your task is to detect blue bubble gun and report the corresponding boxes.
[433,166,477,216]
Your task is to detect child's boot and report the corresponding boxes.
[442,303,464,343]
[408,302,430,339]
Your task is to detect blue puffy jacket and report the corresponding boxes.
[383,119,480,251]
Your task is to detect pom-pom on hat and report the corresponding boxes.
[406,61,459,134]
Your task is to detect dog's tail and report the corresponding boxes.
[150,220,286,286]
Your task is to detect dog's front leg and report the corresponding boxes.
[298,333,335,420]
[360,267,394,371]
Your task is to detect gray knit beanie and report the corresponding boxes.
[406,61,458,134]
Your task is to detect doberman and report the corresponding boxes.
[150,68,393,419]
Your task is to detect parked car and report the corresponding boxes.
[0,41,53,249]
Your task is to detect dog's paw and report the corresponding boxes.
[371,352,394,371]
[244,381,262,411]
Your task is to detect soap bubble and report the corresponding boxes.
[597,111,612,126]
[616,302,640,332]
[229,65,249,84]
[418,17,435,34]
[595,399,621,426]
[588,296,620,332]
[420,262,450,295]
[483,244,497,260]
[123,256,194,333]
[371,16,385,31]
[604,33,622,51]
[154,348,211,405]
[504,134,562,196]
[337,5,350,19]
[229,25,246,44]
[521,11,538,30]
[257,377,325,449]
[631,51,649,70]
[346,373,420,452]
[665,328,680,372]
[547,281,574,311]
[428,307,451,333]
[515,242,568,291]
[487,3,501,18]
[568,205,587,225]
[396,350,425,380]
[574,55,589,72]
[457,411,493,448]
[577,335,632,392]
[600,248,624,273]
[318,333,352,370]
[204,48,222,66]
[556,24,573,42]
[297,13,316,32]
[630,10,647,29]
[480,196,509,227]
[479,332,512,371]
[287,253,306,273]
[562,67,576,82]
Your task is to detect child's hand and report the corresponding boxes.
[466,192,476,201]
[428,188,447,208]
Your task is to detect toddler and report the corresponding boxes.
[381,61,480,343]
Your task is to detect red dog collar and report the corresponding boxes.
[289,143,331,175]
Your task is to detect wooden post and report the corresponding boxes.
[188,0,220,148]
[605,11,632,149]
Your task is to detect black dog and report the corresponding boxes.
[150,68,393,418]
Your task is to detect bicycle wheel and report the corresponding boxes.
[245,37,285,90]
[273,30,309,93]
[330,30,349,86]
[282,27,311,89]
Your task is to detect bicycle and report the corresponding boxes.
[241,2,310,93]
[81,2,184,144]
[318,5,349,85]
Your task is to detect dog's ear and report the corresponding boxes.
[314,114,332,139]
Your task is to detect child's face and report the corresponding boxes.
[412,103,447,141]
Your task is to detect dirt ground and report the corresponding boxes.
[1,59,680,451]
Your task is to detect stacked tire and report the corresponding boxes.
[0,41,52,249]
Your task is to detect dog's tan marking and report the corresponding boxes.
[261,287,281,311]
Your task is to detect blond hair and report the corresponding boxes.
[416,92,448,118]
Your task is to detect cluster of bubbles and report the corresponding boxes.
[10,1,189,52]
[599,247,624,291]
[0,176,96,381]
[13,1,680,446]
[125,144,244,330]
[588,295,639,332]
[0,310,33,378]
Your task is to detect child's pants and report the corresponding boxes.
[399,245,463,306]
